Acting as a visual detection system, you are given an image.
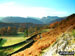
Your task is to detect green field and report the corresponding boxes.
[0,32,28,46]
[0,29,50,56]
[40,29,50,33]
[0,32,29,56]
[0,42,30,56]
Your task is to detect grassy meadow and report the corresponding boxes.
[0,28,50,56]
[0,32,29,56]
[0,32,28,46]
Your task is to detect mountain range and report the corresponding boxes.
[0,16,66,24]
[40,16,66,24]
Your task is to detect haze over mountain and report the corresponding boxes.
[0,17,43,24]
[40,16,66,24]
[0,16,66,24]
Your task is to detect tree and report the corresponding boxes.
[2,27,7,34]
[7,26,17,35]
[7,26,12,35]
[24,28,28,37]
[18,27,25,32]
[28,26,34,36]
[12,27,17,35]
[0,28,4,36]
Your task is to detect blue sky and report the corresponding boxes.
[0,0,75,18]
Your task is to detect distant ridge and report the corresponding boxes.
[1,17,44,24]
[40,16,66,24]
[0,16,66,24]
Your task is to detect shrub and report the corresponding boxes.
[0,50,8,56]
[72,30,75,37]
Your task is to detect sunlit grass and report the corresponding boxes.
[0,42,30,56]
[0,32,28,46]
[0,32,31,56]
[2,37,27,46]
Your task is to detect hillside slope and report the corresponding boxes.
[12,14,75,56]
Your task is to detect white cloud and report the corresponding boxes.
[0,2,68,18]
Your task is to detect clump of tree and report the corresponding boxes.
[18,27,25,32]
[24,26,41,37]
[0,27,7,36]
[7,26,17,35]
[0,26,17,36]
